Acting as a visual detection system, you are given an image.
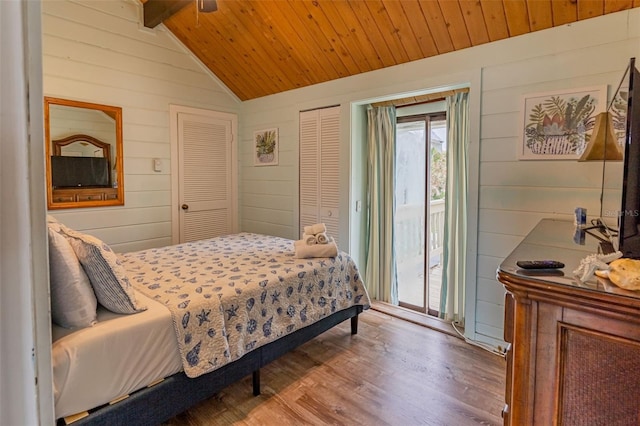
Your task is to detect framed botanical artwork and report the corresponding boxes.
[609,77,630,147]
[518,85,607,160]
[253,128,278,166]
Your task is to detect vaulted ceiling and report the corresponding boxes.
[143,0,640,101]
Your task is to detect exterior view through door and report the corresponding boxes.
[395,113,447,316]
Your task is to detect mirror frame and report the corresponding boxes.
[53,134,111,161]
[45,97,124,209]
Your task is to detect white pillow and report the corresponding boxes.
[48,227,98,328]
[59,225,146,314]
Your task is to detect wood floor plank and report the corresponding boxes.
[163,309,506,425]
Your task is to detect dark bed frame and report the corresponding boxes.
[61,305,364,426]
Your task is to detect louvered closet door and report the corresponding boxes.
[300,111,320,238]
[178,112,233,243]
[299,106,340,245]
[318,109,340,242]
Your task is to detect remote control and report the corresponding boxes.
[516,260,565,269]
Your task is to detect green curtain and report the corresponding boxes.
[440,92,469,324]
[364,106,398,304]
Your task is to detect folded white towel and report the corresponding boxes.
[302,233,317,245]
[316,232,329,244]
[303,223,326,235]
[294,239,338,258]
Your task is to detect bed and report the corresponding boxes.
[49,224,370,425]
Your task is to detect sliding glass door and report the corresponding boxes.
[394,113,447,315]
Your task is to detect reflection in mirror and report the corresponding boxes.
[52,135,111,189]
[45,97,124,209]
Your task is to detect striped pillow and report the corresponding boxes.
[59,225,146,315]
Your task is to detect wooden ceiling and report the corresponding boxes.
[144,0,640,101]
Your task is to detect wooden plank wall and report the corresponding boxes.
[42,0,238,252]
[239,102,299,238]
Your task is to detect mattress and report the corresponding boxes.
[52,291,182,419]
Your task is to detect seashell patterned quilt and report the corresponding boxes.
[119,233,370,378]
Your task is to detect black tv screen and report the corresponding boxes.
[618,57,640,258]
[51,156,110,188]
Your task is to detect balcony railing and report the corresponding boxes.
[394,200,445,311]
[395,199,445,267]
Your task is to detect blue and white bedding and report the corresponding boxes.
[119,232,370,378]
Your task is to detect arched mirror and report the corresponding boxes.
[45,97,124,209]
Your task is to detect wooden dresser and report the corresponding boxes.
[52,187,119,203]
[497,219,640,425]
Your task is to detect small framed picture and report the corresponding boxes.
[253,128,278,166]
[518,85,607,160]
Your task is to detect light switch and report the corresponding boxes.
[153,158,162,172]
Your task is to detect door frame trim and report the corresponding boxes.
[395,112,446,315]
[169,104,238,244]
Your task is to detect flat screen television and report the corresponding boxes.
[615,57,640,258]
[51,156,110,189]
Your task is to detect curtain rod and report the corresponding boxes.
[371,87,469,108]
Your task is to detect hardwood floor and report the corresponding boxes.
[163,309,506,425]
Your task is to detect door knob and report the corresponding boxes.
[181,204,189,210]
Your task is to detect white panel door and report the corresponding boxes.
[299,106,340,245]
[178,112,233,242]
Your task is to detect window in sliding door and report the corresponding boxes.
[394,113,447,316]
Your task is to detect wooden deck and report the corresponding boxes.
[163,309,506,425]
[397,255,442,313]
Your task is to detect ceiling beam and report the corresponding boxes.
[143,0,192,29]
